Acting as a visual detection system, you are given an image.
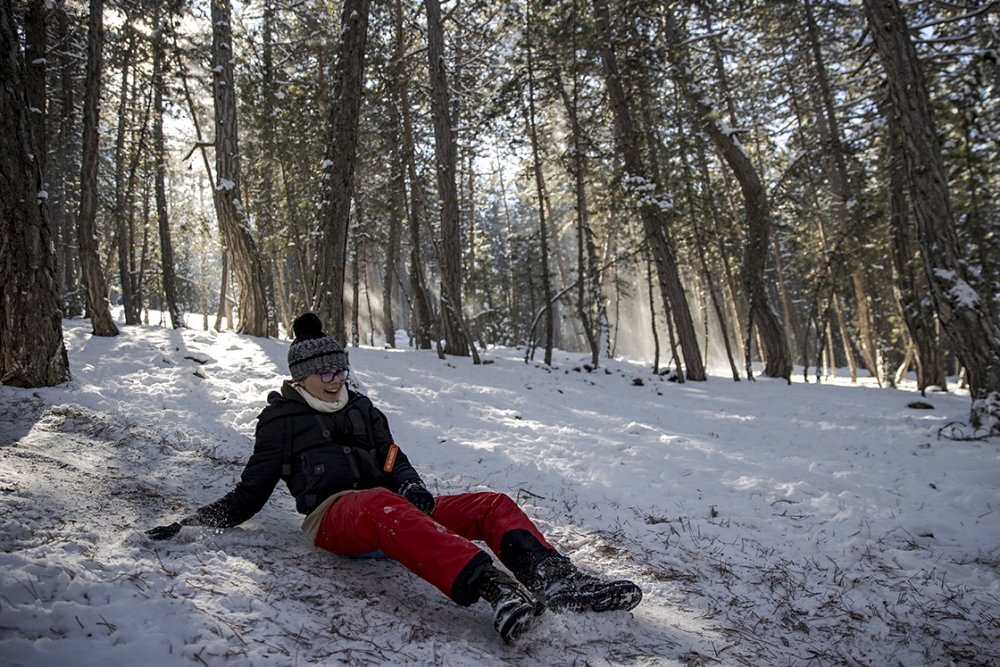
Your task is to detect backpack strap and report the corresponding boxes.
[314,413,333,442]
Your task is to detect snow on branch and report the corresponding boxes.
[909,1,996,32]
[916,31,979,45]
[933,268,981,309]
[624,175,673,213]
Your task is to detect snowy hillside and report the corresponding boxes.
[1,319,998,666]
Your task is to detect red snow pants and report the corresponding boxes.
[314,489,555,604]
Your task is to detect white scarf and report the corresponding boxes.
[293,383,349,413]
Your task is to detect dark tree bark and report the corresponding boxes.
[77,0,118,337]
[351,228,360,347]
[552,56,607,367]
[176,37,226,329]
[646,253,661,373]
[662,8,790,380]
[405,176,433,351]
[215,250,229,332]
[23,0,45,175]
[113,24,141,325]
[395,0,432,350]
[258,0,280,337]
[495,153,519,345]
[525,4,553,366]
[1,0,71,386]
[384,141,403,349]
[380,0,410,351]
[50,1,82,317]
[313,0,370,345]
[676,114,741,380]
[863,0,1000,427]
[424,0,469,356]
[153,22,182,329]
[211,0,268,337]
[780,49,859,381]
[803,0,880,380]
[887,110,945,392]
[695,141,746,364]
[592,0,705,381]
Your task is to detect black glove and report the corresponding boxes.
[146,522,182,540]
[145,516,199,541]
[399,480,435,515]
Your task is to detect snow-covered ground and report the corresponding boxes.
[1,318,998,666]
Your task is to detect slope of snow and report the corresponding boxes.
[1,319,998,666]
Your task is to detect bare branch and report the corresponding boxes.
[182,141,215,162]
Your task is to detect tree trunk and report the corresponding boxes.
[553,55,604,367]
[495,151,519,346]
[696,143,746,364]
[592,0,705,381]
[137,186,150,320]
[178,38,230,331]
[771,235,800,365]
[646,254,661,373]
[520,106,583,352]
[114,25,140,325]
[50,1,82,317]
[404,163,434,349]
[23,0,45,175]
[215,250,229,332]
[351,235,360,347]
[312,0,370,344]
[424,0,469,356]
[464,156,485,345]
[804,0,880,381]
[153,21,182,329]
[211,0,268,337]
[782,53,860,382]
[395,0,433,349]
[662,8,789,380]
[77,0,118,337]
[120,63,151,324]
[1,0,71,387]
[884,64,946,393]
[384,130,403,349]
[258,0,280,338]
[863,0,1000,428]
[677,118,740,380]
[639,90,706,377]
[525,7,553,366]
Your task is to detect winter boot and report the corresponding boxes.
[476,563,544,643]
[524,554,642,613]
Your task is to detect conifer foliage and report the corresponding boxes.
[2,0,999,430]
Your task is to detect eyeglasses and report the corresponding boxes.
[318,369,349,384]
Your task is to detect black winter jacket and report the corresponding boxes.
[193,382,423,528]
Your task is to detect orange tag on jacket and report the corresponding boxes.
[383,444,399,473]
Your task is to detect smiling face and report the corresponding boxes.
[298,368,347,402]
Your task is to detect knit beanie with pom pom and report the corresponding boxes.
[287,313,347,381]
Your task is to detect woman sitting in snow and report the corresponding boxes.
[147,313,641,642]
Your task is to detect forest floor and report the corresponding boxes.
[1,317,999,666]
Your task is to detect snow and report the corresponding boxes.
[934,268,982,309]
[624,175,674,213]
[2,317,999,666]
